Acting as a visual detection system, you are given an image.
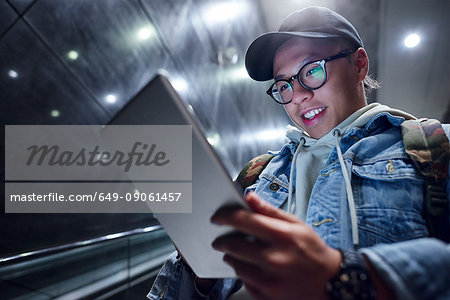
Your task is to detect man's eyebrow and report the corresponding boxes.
[274,74,287,81]
[273,54,322,81]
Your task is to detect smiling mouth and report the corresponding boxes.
[302,107,326,120]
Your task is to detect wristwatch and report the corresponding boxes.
[326,249,377,300]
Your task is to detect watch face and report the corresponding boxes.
[326,268,376,299]
[326,250,377,300]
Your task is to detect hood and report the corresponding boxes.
[286,103,416,146]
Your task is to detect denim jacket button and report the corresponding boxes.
[269,183,280,191]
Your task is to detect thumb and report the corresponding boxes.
[245,191,300,223]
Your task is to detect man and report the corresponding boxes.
[149,6,450,300]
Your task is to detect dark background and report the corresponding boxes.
[1,0,448,264]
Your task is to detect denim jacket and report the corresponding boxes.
[149,113,450,300]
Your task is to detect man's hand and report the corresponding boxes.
[211,192,342,300]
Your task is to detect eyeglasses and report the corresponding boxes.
[266,49,357,104]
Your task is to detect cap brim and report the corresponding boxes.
[245,31,340,81]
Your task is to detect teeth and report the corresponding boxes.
[303,107,325,120]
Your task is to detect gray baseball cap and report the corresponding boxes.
[245,6,363,81]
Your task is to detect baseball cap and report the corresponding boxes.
[245,6,363,81]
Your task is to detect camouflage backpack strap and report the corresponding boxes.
[236,154,275,190]
[401,118,450,242]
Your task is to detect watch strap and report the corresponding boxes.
[326,249,377,300]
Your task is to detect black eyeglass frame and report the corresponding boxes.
[266,48,358,104]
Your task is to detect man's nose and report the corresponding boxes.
[290,80,312,105]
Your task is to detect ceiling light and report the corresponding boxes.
[218,47,239,65]
[171,78,189,93]
[67,50,79,60]
[404,33,421,48]
[255,129,286,141]
[50,110,60,118]
[207,132,222,147]
[202,1,246,24]
[239,128,287,143]
[226,66,249,81]
[8,70,18,78]
[105,94,117,104]
[137,26,155,41]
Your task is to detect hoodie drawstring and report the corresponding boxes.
[333,129,359,249]
[287,137,305,215]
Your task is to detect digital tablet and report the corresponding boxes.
[104,73,247,278]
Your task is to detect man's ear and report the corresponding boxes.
[355,48,369,82]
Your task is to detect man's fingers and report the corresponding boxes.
[210,192,306,242]
[211,206,293,242]
[212,232,268,265]
[245,191,300,223]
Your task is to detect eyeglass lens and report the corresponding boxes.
[300,62,326,89]
[269,61,326,103]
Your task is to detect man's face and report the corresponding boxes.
[273,38,366,139]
